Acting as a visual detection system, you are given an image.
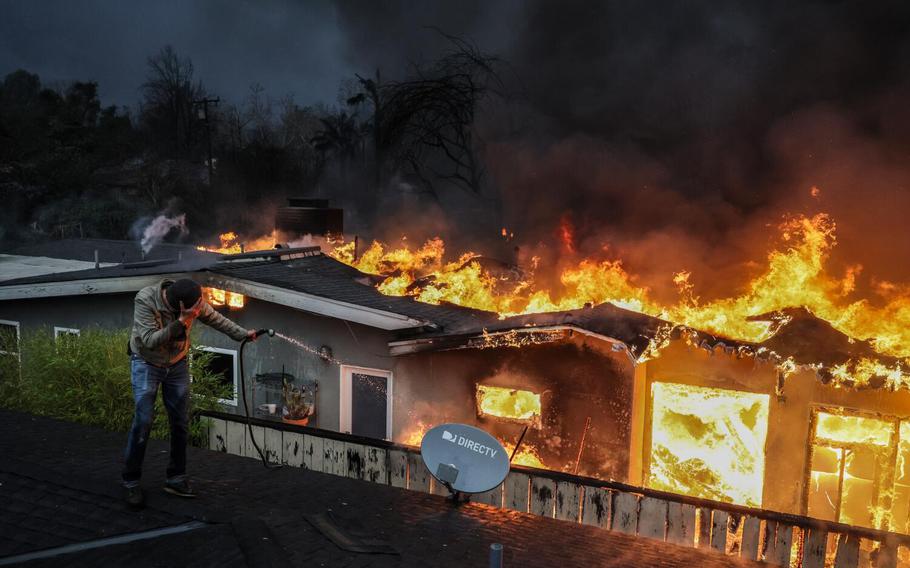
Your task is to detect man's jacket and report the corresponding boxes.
[129,279,248,367]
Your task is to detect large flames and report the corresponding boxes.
[332,215,907,359]
[648,382,770,507]
[475,385,542,423]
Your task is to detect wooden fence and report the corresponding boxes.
[200,411,910,568]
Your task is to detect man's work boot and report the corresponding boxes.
[163,477,197,498]
[124,485,145,509]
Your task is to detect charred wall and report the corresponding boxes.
[393,333,635,480]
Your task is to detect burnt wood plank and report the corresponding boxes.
[740,516,761,561]
[330,438,346,476]
[801,528,828,568]
[765,521,794,566]
[666,502,696,547]
[581,487,611,528]
[407,451,432,493]
[345,442,365,480]
[226,420,245,457]
[364,446,387,484]
[245,425,266,461]
[833,533,859,568]
[710,510,729,553]
[696,508,712,549]
[389,449,408,488]
[876,536,898,568]
[474,484,503,508]
[305,434,323,472]
[638,496,667,541]
[321,438,338,475]
[208,418,227,453]
[504,472,530,512]
[555,481,581,522]
[282,431,304,467]
[530,477,556,518]
[264,427,282,464]
[611,492,639,535]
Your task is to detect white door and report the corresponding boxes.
[339,366,392,440]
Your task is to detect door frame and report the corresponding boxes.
[339,365,393,439]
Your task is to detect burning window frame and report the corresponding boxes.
[203,287,245,309]
[804,406,907,532]
[475,383,543,426]
[646,381,771,508]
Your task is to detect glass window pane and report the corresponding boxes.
[351,373,388,439]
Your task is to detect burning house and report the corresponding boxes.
[2,210,910,540]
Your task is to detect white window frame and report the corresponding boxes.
[54,326,81,340]
[0,319,20,357]
[198,346,239,407]
[339,365,393,440]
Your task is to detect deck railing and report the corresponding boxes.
[199,411,910,568]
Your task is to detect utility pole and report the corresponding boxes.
[193,97,220,184]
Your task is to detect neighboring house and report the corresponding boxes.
[1,239,909,534]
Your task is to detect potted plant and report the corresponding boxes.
[282,378,313,426]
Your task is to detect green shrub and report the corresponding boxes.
[0,328,232,446]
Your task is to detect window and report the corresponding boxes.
[806,408,905,531]
[54,327,80,342]
[198,346,239,406]
[340,366,392,440]
[0,320,19,357]
[647,382,770,507]
[0,320,20,374]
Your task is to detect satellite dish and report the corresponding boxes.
[420,423,510,496]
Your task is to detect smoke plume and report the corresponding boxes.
[133,213,188,254]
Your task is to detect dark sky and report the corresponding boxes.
[0,0,518,108]
[1,0,351,107]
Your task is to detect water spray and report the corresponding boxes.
[238,328,347,470]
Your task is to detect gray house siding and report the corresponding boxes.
[0,292,399,434]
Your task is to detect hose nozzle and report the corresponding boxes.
[254,328,275,338]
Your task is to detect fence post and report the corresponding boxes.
[489,543,503,568]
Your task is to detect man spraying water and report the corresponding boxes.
[122,278,258,508]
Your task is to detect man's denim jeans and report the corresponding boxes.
[122,354,190,487]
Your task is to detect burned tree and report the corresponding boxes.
[140,46,207,160]
[342,35,502,196]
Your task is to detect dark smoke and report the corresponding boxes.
[335,0,910,299]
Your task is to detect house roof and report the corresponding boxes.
[207,254,499,332]
[6,238,214,264]
[0,254,115,282]
[1,241,903,385]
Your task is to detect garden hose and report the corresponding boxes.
[238,328,282,470]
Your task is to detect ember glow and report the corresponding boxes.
[476,385,542,422]
[648,382,769,507]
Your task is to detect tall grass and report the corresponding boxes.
[0,328,231,446]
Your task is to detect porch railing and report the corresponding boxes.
[199,410,910,568]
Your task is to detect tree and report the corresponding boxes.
[140,46,206,159]
[343,34,502,197]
